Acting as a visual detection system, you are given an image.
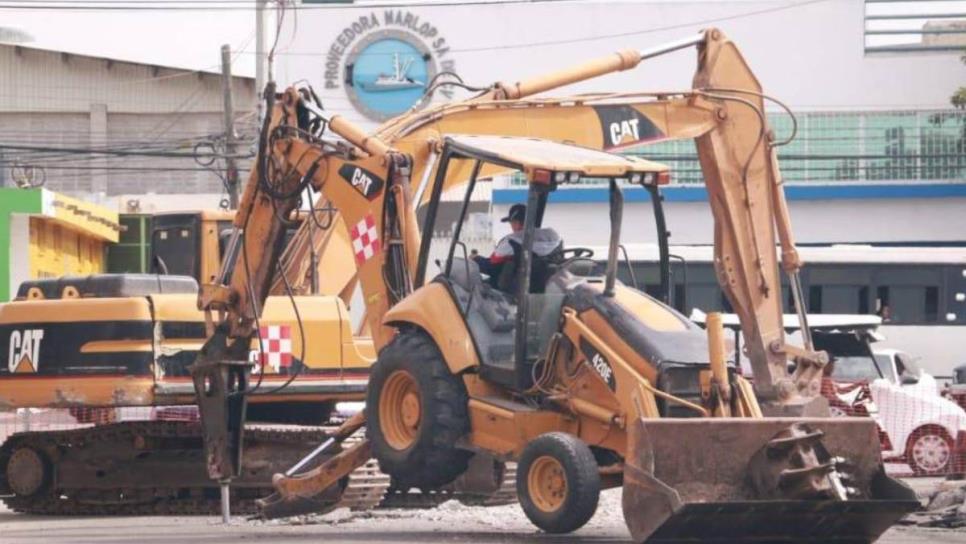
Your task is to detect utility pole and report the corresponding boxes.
[221,44,239,209]
[255,0,268,121]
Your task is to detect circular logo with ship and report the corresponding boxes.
[345,30,437,122]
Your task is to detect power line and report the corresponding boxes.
[0,0,576,10]
[6,164,220,171]
[295,0,831,55]
[0,142,253,158]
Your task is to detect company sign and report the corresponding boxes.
[324,10,457,121]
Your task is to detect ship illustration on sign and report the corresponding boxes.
[360,53,425,92]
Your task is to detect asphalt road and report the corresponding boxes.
[2,484,965,544]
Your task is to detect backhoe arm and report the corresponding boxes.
[192,27,827,495]
[259,29,826,408]
[370,29,826,409]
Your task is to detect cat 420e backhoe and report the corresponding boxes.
[191,29,918,542]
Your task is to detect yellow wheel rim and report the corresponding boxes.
[527,455,567,513]
[380,370,421,450]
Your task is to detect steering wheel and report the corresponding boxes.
[559,247,594,260]
[555,247,597,275]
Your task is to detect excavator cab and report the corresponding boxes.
[418,135,670,392]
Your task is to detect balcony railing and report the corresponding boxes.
[501,110,966,187]
[864,0,966,54]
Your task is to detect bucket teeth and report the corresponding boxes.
[765,426,824,458]
[777,462,836,499]
[750,423,843,500]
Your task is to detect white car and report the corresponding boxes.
[688,310,966,476]
[827,349,966,476]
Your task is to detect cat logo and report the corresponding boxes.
[609,118,641,147]
[592,105,664,150]
[338,164,385,200]
[8,329,44,373]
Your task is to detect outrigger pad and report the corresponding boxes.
[622,417,919,543]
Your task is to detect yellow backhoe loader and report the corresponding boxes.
[190,29,918,542]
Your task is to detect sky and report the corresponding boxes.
[2,9,258,75]
[0,0,963,76]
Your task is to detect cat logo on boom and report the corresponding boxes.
[591,105,664,150]
[609,119,640,148]
[7,329,44,373]
[338,164,385,200]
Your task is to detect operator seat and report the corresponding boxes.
[497,227,564,296]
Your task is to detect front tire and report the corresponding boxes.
[517,432,600,534]
[907,425,954,476]
[366,329,472,490]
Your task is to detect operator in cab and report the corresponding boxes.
[473,204,563,293]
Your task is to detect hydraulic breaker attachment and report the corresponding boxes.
[256,412,372,519]
[622,417,919,543]
[189,325,253,482]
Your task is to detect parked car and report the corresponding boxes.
[690,310,966,476]
[815,326,966,476]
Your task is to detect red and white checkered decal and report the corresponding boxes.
[258,325,292,372]
[351,213,381,265]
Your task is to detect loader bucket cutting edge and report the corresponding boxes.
[622,417,919,543]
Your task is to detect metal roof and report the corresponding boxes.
[592,243,966,265]
[444,134,669,178]
[690,309,883,332]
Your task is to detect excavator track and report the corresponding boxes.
[339,434,390,511]
[0,421,386,516]
[379,463,518,509]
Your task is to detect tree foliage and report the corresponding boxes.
[954,53,966,110]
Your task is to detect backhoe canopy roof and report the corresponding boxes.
[443,134,669,183]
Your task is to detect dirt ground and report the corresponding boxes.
[2,483,965,544]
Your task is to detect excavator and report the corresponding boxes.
[0,201,385,514]
[189,29,919,542]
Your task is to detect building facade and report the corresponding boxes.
[0,43,256,206]
[0,187,120,301]
[277,0,965,247]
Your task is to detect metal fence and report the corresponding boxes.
[5,382,966,480]
[823,377,966,478]
[864,0,966,54]
[502,110,966,187]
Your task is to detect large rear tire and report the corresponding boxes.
[366,329,472,490]
[517,432,600,534]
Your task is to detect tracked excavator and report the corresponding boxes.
[189,29,918,542]
[0,203,387,515]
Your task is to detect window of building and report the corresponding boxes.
[625,110,964,185]
[809,285,823,313]
[925,286,939,323]
[674,282,687,313]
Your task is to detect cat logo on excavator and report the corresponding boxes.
[7,329,43,373]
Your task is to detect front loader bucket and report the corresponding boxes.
[622,418,919,543]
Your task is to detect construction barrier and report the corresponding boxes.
[0,406,199,448]
[3,379,965,479]
[823,377,966,478]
